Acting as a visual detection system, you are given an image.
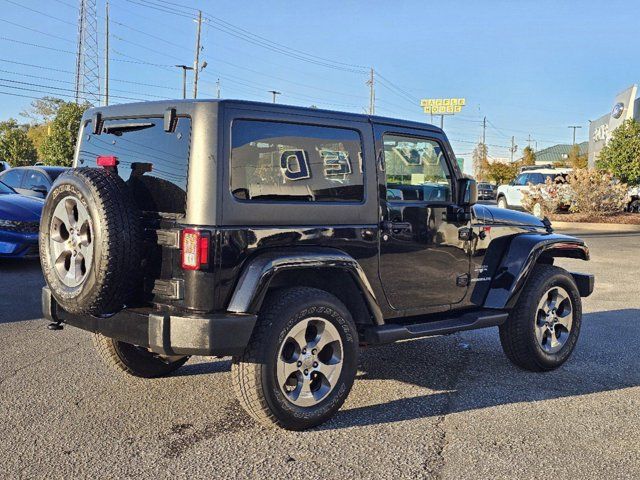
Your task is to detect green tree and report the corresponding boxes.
[568,144,588,170]
[596,119,640,184]
[40,101,88,166]
[485,161,518,185]
[472,142,489,180]
[0,119,37,166]
[521,146,536,166]
[20,96,66,125]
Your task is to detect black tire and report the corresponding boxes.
[497,195,508,209]
[231,287,358,430]
[628,199,640,213]
[39,168,142,315]
[499,265,582,372]
[92,334,189,378]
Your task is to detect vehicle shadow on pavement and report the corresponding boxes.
[319,308,640,430]
[0,258,45,324]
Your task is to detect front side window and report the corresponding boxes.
[383,134,452,202]
[231,120,364,202]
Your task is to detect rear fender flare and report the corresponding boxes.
[227,248,384,325]
[483,233,590,309]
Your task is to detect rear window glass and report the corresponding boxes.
[231,120,364,202]
[77,117,191,214]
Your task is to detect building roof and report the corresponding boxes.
[532,141,588,165]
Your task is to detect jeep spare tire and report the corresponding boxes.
[39,168,142,315]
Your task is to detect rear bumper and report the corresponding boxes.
[42,287,257,356]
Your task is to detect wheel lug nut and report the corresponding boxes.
[312,349,317,355]
[313,362,318,368]
[302,348,307,354]
[297,361,302,367]
[304,369,309,375]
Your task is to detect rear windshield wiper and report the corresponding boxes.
[102,122,155,136]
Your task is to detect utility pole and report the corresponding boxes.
[527,134,533,149]
[510,136,517,163]
[268,90,281,103]
[104,0,109,106]
[216,78,221,99]
[175,65,193,99]
[482,116,487,164]
[193,10,202,99]
[482,116,486,146]
[366,67,375,115]
[568,125,582,145]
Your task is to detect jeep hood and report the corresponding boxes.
[474,205,547,228]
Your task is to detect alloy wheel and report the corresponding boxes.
[276,317,344,407]
[49,195,93,288]
[535,286,573,354]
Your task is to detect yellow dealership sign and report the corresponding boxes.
[420,98,466,114]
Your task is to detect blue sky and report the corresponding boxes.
[0,0,639,170]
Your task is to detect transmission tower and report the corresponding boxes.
[74,0,100,105]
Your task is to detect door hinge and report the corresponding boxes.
[456,274,470,287]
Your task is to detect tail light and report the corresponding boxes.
[181,229,210,270]
[97,155,119,167]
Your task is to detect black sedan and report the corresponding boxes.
[477,182,497,201]
[0,166,69,199]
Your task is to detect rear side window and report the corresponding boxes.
[231,120,364,202]
[77,117,191,214]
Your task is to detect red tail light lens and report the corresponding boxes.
[97,155,118,167]
[181,229,210,270]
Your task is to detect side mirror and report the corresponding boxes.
[458,177,477,207]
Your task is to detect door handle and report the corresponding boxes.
[381,220,412,232]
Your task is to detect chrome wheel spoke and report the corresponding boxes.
[290,318,312,351]
[317,361,341,384]
[63,198,78,227]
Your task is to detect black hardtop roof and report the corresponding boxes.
[85,98,443,133]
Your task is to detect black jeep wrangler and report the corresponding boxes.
[40,100,593,430]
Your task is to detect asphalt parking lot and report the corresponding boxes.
[1,229,639,479]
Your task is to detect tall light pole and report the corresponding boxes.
[193,10,202,98]
[269,90,281,103]
[175,65,193,99]
[568,125,582,145]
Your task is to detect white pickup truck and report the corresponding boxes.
[496,168,571,209]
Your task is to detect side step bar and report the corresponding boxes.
[363,310,509,345]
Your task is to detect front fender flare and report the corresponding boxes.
[227,248,384,325]
[483,233,590,310]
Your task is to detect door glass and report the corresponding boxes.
[0,169,25,188]
[383,134,452,202]
[514,174,528,186]
[528,173,544,185]
[22,170,48,190]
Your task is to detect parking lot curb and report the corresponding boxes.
[552,221,640,232]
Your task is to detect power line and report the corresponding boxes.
[0,58,179,91]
